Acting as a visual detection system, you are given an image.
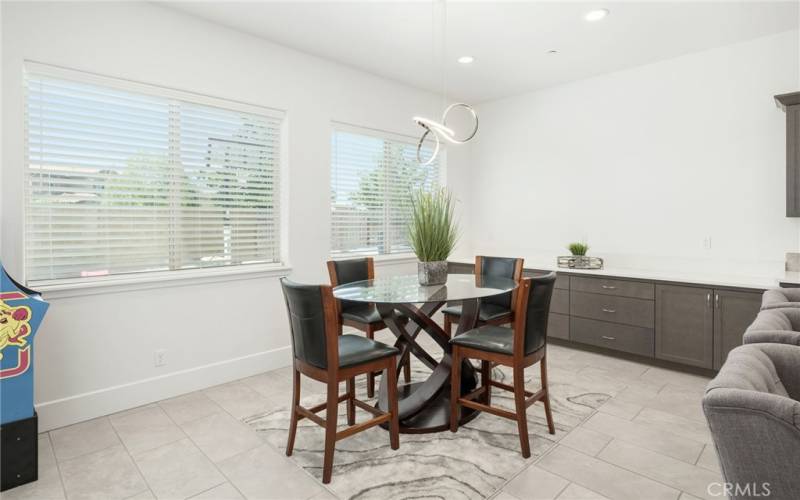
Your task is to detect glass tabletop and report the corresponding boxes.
[332,274,517,304]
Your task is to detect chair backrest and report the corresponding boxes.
[280,278,338,369]
[476,256,523,309]
[327,258,374,313]
[512,274,557,355]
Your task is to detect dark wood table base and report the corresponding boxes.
[379,381,480,433]
[375,298,481,434]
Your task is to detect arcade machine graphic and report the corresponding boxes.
[0,264,49,491]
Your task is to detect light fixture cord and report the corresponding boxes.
[441,0,447,108]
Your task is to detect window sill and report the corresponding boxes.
[330,253,419,264]
[373,254,419,264]
[35,263,292,300]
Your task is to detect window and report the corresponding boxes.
[25,66,283,284]
[330,124,441,257]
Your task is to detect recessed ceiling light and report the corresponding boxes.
[585,8,609,22]
[457,56,474,64]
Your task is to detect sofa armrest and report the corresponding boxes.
[762,288,800,310]
[743,330,800,346]
[703,388,800,499]
[704,388,800,430]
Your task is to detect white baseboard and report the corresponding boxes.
[36,346,292,431]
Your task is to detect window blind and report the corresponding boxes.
[25,69,283,284]
[330,126,440,257]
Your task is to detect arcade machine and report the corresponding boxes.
[0,264,49,491]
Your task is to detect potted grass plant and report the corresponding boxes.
[408,188,460,285]
[568,242,591,268]
[557,241,604,269]
[568,242,589,258]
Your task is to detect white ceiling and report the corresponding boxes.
[164,1,799,102]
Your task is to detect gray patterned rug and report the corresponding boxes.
[244,362,610,500]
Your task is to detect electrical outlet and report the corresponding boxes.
[703,236,712,250]
[154,349,167,367]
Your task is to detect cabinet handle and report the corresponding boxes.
[715,293,719,309]
[602,308,616,313]
[601,285,616,290]
[707,293,711,307]
[601,335,616,341]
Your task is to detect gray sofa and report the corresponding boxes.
[703,343,800,500]
[743,308,800,346]
[761,288,800,310]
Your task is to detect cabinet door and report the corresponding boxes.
[713,289,762,369]
[548,313,569,340]
[655,285,714,368]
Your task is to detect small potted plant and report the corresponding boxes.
[568,242,589,259]
[558,241,603,269]
[408,188,459,285]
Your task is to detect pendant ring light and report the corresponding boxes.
[414,103,478,165]
[413,1,479,165]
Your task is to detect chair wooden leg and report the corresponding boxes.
[513,366,531,458]
[444,314,452,338]
[286,368,301,456]
[541,354,555,435]
[346,377,356,426]
[449,347,461,432]
[480,360,492,405]
[403,356,411,384]
[366,326,376,398]
[387,358,400,450]
[322,380,339,484]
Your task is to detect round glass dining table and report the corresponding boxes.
[333,273,517,433]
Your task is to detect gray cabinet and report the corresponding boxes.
[446,260,764,370]
[713,290,762,369]
[775,92,800,217]
[548,313,569,340]
[655,285,714,369]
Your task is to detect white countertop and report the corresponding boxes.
[450,257,783,290]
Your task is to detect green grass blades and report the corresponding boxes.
[408,188,460,262]
[568,242,589,256]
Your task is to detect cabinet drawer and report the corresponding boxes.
[571,317,655,357]
[548,313,569,340]
[570,291,654,328]
[571,276,654,300]
[551,289,569,314]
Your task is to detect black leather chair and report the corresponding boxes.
[281,278,400,484]
[449,274,557,458]
[442,256,524,337]
[327,257,411,397]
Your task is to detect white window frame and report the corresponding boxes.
[329,121,445,260]
[22,62,291,293]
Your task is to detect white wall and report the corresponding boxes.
[466,30,800,277]
[0,2,466,430]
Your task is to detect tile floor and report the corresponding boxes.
[4,336,723,500]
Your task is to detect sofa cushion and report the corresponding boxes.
[761,288,800,310]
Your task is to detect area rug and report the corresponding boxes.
[244,365,610,500]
